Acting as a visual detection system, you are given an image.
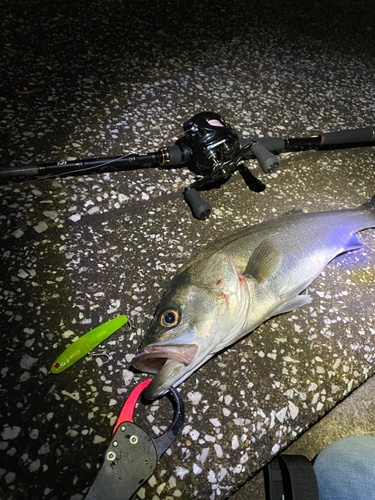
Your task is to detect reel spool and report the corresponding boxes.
[182,111,241,175]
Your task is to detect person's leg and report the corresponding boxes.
[313,436,375,500]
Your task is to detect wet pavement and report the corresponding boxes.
[1,1,375,499]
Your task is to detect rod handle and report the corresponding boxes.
[320,126,375,146]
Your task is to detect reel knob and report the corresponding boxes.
[184,188,212,220]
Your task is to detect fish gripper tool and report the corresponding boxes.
[85,379,185,500]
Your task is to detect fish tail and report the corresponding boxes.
[362,195,375,212]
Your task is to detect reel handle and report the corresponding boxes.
[184,188,211,220]
[249,141,280,173]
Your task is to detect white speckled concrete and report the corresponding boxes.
[1,1,375,499]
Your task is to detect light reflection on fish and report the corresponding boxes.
[132,197,375,400]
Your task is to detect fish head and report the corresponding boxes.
[132,251,244,400]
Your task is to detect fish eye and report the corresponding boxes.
[160,309,179,327]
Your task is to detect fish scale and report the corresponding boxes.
[133,197,375,400]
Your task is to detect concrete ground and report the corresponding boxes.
[1,1,375,499]
[232,373,375,499]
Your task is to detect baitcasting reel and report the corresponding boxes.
[179,111,279,219]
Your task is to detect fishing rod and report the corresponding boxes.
[1,111,375,220]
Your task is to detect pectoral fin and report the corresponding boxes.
[244,239,281,283]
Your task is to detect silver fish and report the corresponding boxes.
[132,197,375,400]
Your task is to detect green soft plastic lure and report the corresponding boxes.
[51,315,128,374]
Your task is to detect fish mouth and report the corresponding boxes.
[132,343,198,400]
